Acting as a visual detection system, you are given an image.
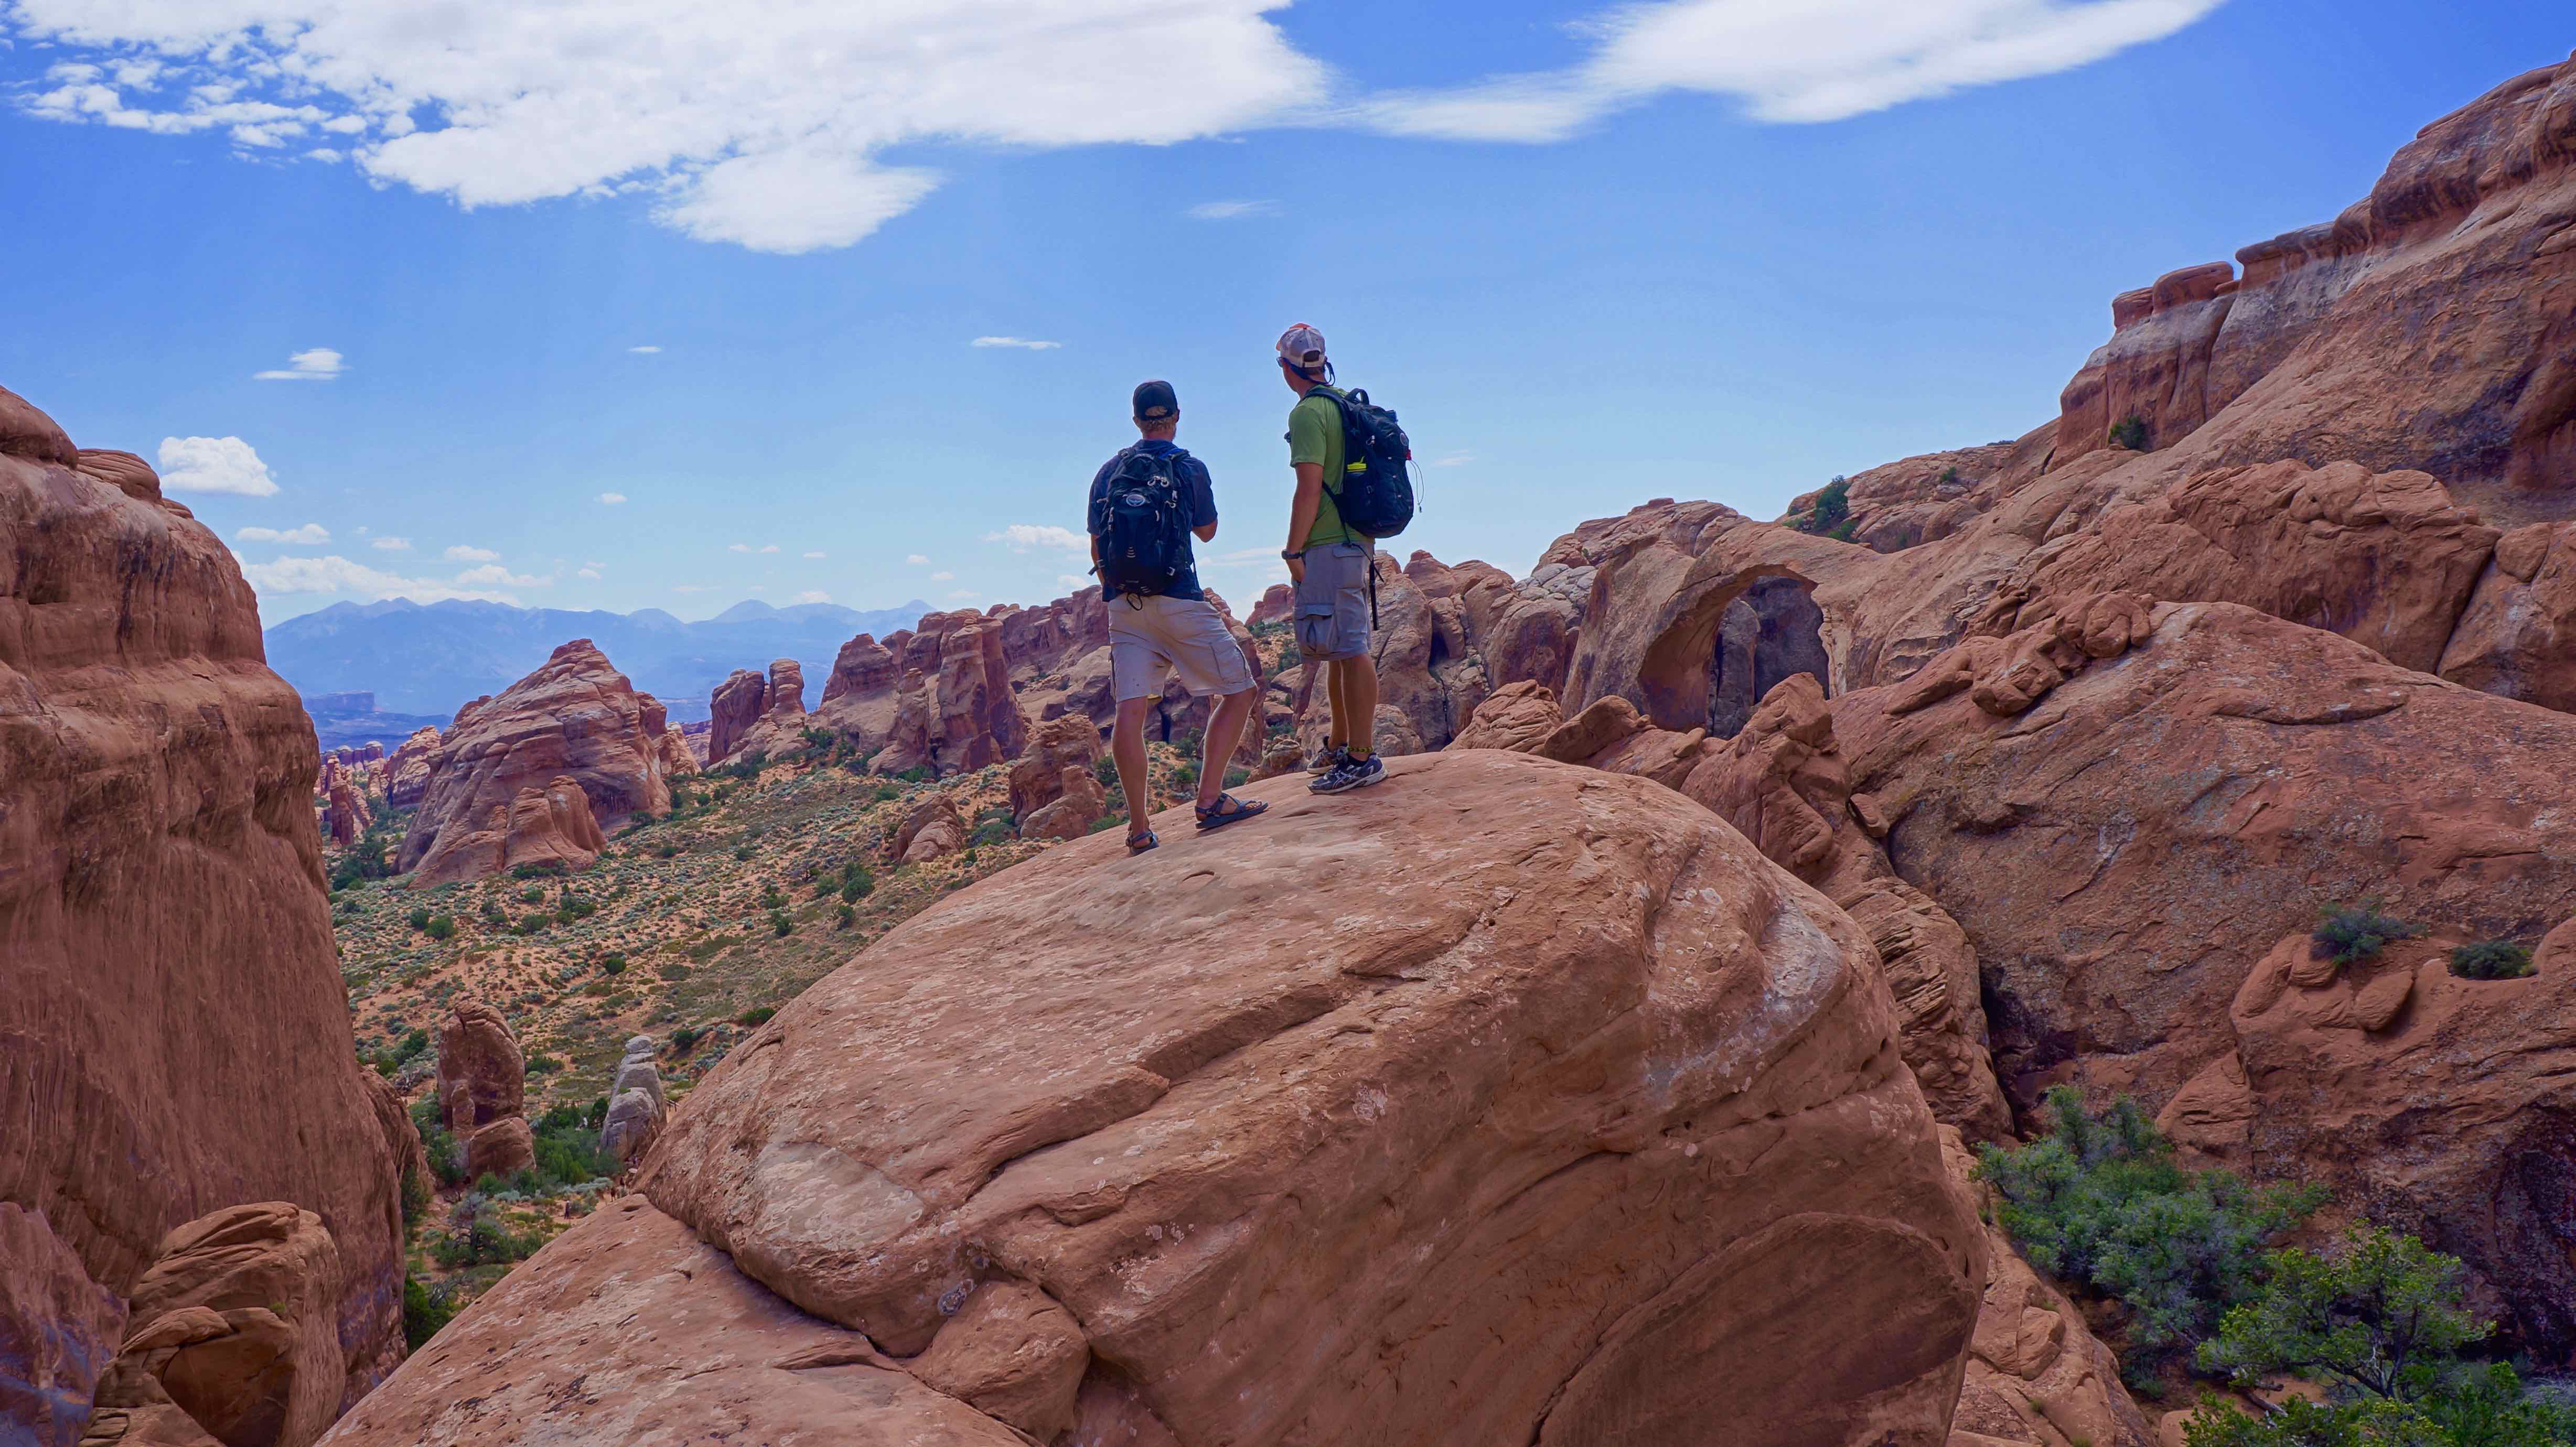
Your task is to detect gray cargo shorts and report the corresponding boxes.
[1294,540,1373,661]
[1109,593,1257,703]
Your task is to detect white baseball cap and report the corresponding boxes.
[1275,323,1327,369]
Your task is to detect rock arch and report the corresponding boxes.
[1635,564,1832,736]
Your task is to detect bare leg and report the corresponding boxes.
[1112,697,1153,835]
[1326,656,1350,752]
[1198,687,1258,809]
[1347,654,1380,755]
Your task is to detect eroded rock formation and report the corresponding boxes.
[436,1003,531,1184]
[0,384,406,1443]
[393,641,674,884]
[331,751,1985,1446]
[600,1036,666,1169]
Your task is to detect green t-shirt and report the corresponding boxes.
[1289,391,1366,547]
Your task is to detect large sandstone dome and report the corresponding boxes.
[326,750,1985,1446]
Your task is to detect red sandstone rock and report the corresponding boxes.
[1019,768,1108,841]
[333,751,1983,1445]
[1006,714,1103,823]
[435,1002,524,1136]
[394,640,673,883]
[0,387,406,1433]
[2440,521,2576,711]
[890,794,967,864]
[1248,582,1294,627]
[82,1204,348,1447]
[381,729,440,812]
[323,774,371,848]
[707,667,767,765]
[461,1119,535,1185]
[1836,601,2576,1353]
[656,726,700,780]
[1447,678,1565,752]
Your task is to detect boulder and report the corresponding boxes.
[1006,714,1103,823]
[1248,582,1294,627]
[394,640,674,883]
[0,384,407,1428]
[600,1036,666,1168]
[655,726,700,780]
[401,775,605,888]
[434,1002,523,1135]
[337,751,1984,1446]
[891,795,967,865]
[1019,766,1108,841]
[84,1203,348,1447]
[321,775,370,849]
[461,1119,534,1185]
[1446,679,1565,752]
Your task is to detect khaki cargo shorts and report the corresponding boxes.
[1109,594,1256,703]
[1294,540,1372,661]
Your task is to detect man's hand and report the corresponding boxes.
[1286,554,1305,586]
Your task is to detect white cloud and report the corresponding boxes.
[7,2,1327,253]
[671,583,713,594]
[802,550,826,559]
[1357,0,2227,139]
[983,523,1085,552]
[930,570,955,582]
[238,554,521,605]
[759,544,780,554]
[906,554,930,566]
[1433,451,1475,467]
[253,347,344,382]
[443,544,500,563]
[577,567,602,580]
[626,345,661,354]
[971,337,1060,351]
[596,491,628,504]
[727,543,753,554]
[1057,573,1091,590]
[792,589,831,604]
[584,560,606,568]
[158,436,278,496]
[370,535,411,551]
[453,563,553,587]
[234,522,331,544]
[1187,198,1278,220]
[946,589,981,601]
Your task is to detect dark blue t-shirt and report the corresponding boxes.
[1086,439,1218,601]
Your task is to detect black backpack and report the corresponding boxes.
[1306,386,1416,539]
[1093,446,1194,600]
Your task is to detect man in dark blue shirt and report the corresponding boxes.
[1085,380,1264,854]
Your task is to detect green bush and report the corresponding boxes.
[598,953,627,976]
[836,903,857,928]
[1088,815,1121,834]
[2450,941,2534,981]
[1978,1086,2324,1381]
[525,1053,564,1076]
[769,910,793,937]
[424,914,457,941]
[402,1273,456,1349]
[394,1027,432,1064]
[759,883,785,910]
[969,818,1013,848]
[896,765,931,784]
[838,862,875,903]
[733,843,756,861]
[517,885,546,905]
[2110,414,2151,451]
[2315,902,2421,967]
[407,906,433,931]
[1794,476,1852,536]
[873,784,902,802]
[801,726,837,751]
[429,1208,539,1269]
[738,1006,776,1026]
[669,1025,702,1053]
[1093,755,1119,789]
[510,859,570,880]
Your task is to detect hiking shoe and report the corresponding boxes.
[1308,753,1385,794]
[1305,746,1348,775]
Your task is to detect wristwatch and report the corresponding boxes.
[1281,549,1306,561]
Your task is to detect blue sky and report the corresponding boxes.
[0,1,2563,624]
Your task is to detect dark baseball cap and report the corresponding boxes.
[1132,379,1178,421]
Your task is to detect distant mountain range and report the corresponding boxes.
[264,597,936,726]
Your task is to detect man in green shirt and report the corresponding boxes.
[1277,322,1383,794]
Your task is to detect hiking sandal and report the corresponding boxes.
[1126,829,1158,855]
[1194,794,1270,832]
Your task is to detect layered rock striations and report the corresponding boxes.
[327,751,1986,1446]
[393,640,675,884]
[0,384,408,1445]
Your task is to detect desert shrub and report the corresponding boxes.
[517,886,546,904]
[2450,941,2534,981]
[836,904,856,928]
[769,910,793,937]
[510,859,568,880]
[652,841,682,859]
[838,862,875,902]
[733,843,756,861]
[872,783,902,802]
[2110,415,2151,451]
[1088,815,1120,834]
[1794,476,1852,536]
[480,900,508,926]
[897,765,931,784]
[759,883,785,909]
[402,1274,456,1349]
[598,953,627,975]
[2201,1226,2487,1400]
[399,1162,432,1240]
[1939,466,1961,484]
[424,914,456,941]
[394,1027,432,1063]
[969,818,1013,848]
[738,1006,776,1026]
[1979,1086,2325,1382]
[407,906,433,931]
[528,1111,612,1189]
[555,898,596,925]
[525,1053,563,1076]
[1093,755,1119,788]
[669,1025,702,1053]
[2315,902,2421,967]
[584,1096,609,1129]
[1223,766,1250,789]
[1167,762,1198,794]
[429,1205,539,1269]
